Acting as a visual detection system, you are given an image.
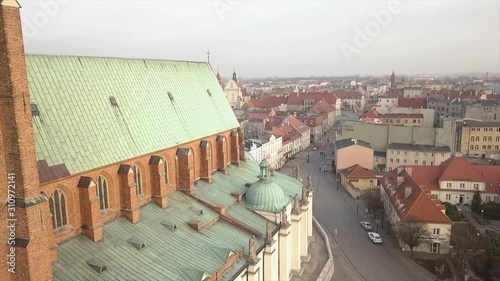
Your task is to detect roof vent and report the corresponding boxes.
[127,238,147,251]
[168,91,174,101]
[189,207,204,215]
[86,258,108,274]
[207,89,212,96]
[161,222,178,232]
[109,96,118,107]
[31,103,40,116]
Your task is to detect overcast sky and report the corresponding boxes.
[19,0,500,78]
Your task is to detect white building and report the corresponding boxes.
[242,160,314,280]
[224,71,249,109]
[377,95,399,107]
[245,133,284,170]
[386,143,452,172]
[403,87,423,98]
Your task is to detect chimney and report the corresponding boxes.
[404,186,412,199]
[405,167,413,176]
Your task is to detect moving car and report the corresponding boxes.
[368,232,382,244]
[360,221,373,230]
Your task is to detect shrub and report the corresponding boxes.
[471,212,491,225]
[481,202,500,220]
[444,202,462,221]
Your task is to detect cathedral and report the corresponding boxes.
[0,1,313,281]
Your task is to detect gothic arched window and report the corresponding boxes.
[133,165,143,195]
[96,176,109,210]
[49,189,68,230]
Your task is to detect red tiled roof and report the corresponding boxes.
[485,94,500,101]
[407,166,441,190]
[332,91,363,99]
[388,89,404,97]
[310,99,335,114]
[246,96,288,109]
[442,90,482,100]
[382,169,451,224]
[340,164,377,179]
[439,157,484,182]
[380,113,423,119]
[398,98,427,109]
[286,115,309,135]
[361,108,380,119]
[287,92,338,105]
[474,166,500,193]
[264,116,283,130]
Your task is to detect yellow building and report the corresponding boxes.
[339,164,378,198]
[460,119,500,159]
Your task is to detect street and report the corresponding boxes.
[297,111,432,281]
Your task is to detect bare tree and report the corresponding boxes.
[450,224,483,281]
[360,189,385,229]
[394,220,430,257]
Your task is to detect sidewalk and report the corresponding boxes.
[326,173,438,281]
[293,225,330,281]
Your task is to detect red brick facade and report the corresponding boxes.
[1,4,53,281]
[0,4,245,280]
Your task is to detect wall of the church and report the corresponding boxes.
[39,128,242,249]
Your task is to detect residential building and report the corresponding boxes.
[309,99,336,130]
[377,95,399,107]
[245,139,263,163]
[286,115,311,150]
[427,98,467,122]
[381,168,452,254]
[242,118,266,133]
[335,138,374,171]
[381,113,424,127]
[386,143,451,171]
[337,119,458,153]
[287,92,341,116]
[296,115,324,143]
[408,157,500,205]
[339,165,378,198]
[243,96,288,111]
[460,119,500,159]
[361,107,433,128]
[272,124,302,162]
[397,97,427,109]
[335,91,366,111]
[465,100,500,121]
[0,4,313,280]
[403,87,423,98]
[245,133,284,170]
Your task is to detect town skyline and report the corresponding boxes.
[19,0,500,78]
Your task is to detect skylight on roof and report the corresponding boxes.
[31,103,40,116]
[168,91,174,101]
[207,89,212,96]
[109,96,118,107]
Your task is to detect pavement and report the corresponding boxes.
[291,226,330,281]
[279,114,439,281]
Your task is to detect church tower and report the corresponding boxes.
[390,70,396,89]
[0,1,53,280]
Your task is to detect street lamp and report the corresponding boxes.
[481,209,484,218]
[356,196,360,213]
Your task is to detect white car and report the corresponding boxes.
[368,232,382,244]
[360,221,373,230]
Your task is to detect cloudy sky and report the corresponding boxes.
[19,0,500,78]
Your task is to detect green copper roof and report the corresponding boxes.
[26,55,239,178]
[52,191,262,281]
[246,179,291,213]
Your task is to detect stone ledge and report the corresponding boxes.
[313,217,335,281]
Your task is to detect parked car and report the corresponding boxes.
[368,232,382,244]
[360,221,373,230]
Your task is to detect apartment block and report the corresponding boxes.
[386,143,451,171]
[460,119,500,159]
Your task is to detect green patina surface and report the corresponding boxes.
[26,55,239,175]
[52,191,261,281]
[52,157,303,280]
